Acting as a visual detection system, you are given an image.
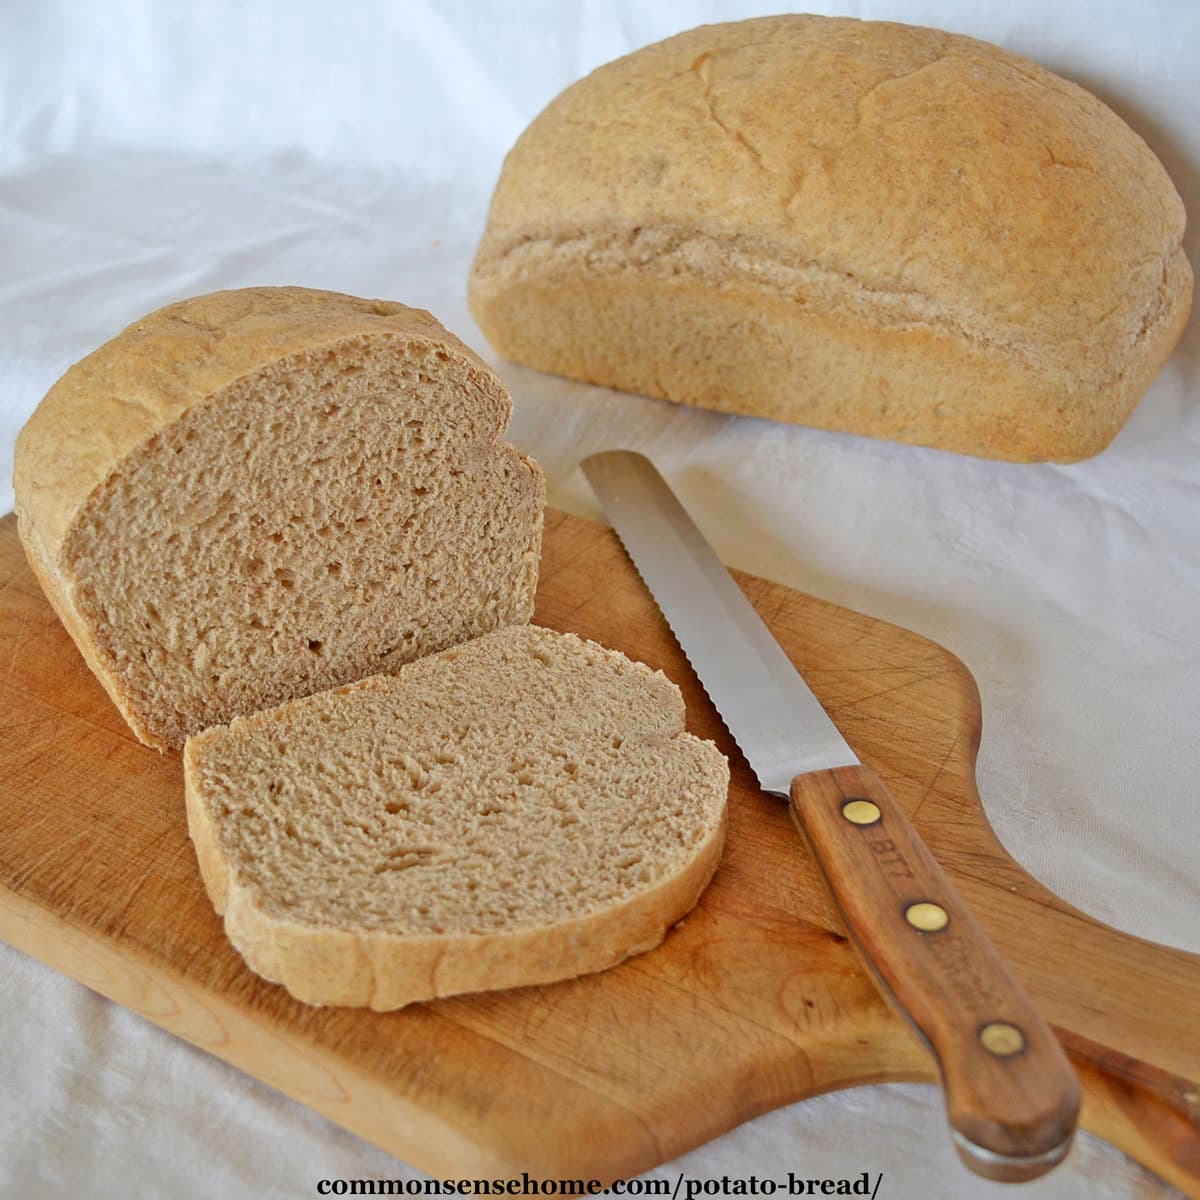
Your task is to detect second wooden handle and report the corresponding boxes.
[790,763,1081,1182]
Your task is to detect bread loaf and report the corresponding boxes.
[469,16,1192,462]
[13,287,544,750]
[184,625,729,1009]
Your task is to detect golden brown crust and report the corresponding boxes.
[19,519,164,745]
[469,16,1193,462]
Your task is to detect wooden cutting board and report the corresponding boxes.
[1,509,1198,1194]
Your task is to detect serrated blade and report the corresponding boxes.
[582,451,857,794]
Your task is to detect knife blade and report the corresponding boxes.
[582,449,1080,1183]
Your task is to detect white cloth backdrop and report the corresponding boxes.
[1,1,1197,1197]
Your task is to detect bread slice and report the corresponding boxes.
[469,15,1191,462]
[13,287,544,750]
[183,625,729,1009]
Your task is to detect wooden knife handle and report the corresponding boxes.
[790,763,1081,1182]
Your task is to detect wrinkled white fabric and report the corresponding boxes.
[0,2,1196,1198]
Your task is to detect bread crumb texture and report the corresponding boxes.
[184,625,730,1009]
[13,287,545,750]
[470,15,1192,461]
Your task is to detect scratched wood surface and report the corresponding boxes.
[1,509,1198,1194]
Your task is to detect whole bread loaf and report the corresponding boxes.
[184,624,730,1009]
[14,287,544,750]
[469,16,1192,462]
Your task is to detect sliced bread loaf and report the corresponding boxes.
[183,625,729,1009]
[13,287,544,750]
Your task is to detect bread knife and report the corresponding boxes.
[582,449,1080,1182]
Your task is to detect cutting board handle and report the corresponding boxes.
[1060,1017,1200,1194]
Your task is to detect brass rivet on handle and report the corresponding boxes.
[841,799,882,826]
[980,1021,1027,1057]
[905,901,949,932]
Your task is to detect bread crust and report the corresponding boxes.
[14,287,544,750]
[469,16,1193,462]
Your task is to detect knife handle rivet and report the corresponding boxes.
[905,901,950,932]
[979,1021,1027,1057]
[841,799,882,826]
